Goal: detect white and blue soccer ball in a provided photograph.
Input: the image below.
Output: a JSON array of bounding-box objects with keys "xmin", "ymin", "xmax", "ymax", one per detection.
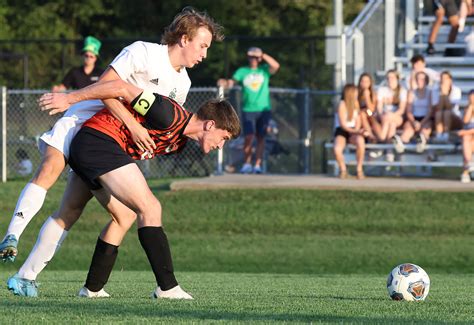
[{"xmin": 386, "ymin": 263, "xmax": 430, "ymax": 301}]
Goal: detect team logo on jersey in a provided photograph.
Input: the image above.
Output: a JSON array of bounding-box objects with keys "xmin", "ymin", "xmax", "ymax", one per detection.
[
  {"xmin": 14, "ymin": 212, "xmax": 24, "ymax": 219},
  {"xmin": 150, "ymin": 78, "xmax": 159, "ymax": 85},
  {"xmin": 169, "ymin": 88, "xmax": 177, "ymax": 100}
]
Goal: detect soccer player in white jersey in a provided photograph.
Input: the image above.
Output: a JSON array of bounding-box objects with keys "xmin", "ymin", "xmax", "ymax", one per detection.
[{"xmin": 3, "ymin": 7, "xmax": 223, "ymax": 298}]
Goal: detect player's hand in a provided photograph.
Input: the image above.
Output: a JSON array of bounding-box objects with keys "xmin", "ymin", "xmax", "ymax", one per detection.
[
  {"xmin": 128, "ymin": 122, "xmax": 156, "ymax": 153},
  {"xmin": 38, "ymin": 93, "xmax": 71, "ymax": 115}
]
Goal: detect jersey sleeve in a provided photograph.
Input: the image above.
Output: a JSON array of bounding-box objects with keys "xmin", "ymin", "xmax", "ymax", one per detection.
[
  {"xmin": 110, "ymin": 41, "xmax": 148, "ymax": 81},
  {"xmin": 131, "ymin": 91, "xmax": 175, "ymax": 130}
]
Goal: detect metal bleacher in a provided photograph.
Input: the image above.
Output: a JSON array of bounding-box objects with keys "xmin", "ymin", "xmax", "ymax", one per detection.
[
  {"xmin": 395, "ymin": 10, "xmax": 474, "ymax": 106},
  {"xmin": 325, "ymin": 1, "xmax": 473, "ymax": 177}
]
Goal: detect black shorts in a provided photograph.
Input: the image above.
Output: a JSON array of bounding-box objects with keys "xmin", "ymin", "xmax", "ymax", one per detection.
[
  {"xmin": 334, "ymin": 127, "xmax": 351, "ymax": 141},
  {"xmin": 433, "ymin": 0, "xmax": 460, "ymax": 18},
  {"xmin": 68, "ymin": 127, "xmax": 135, "ymax": 190}
]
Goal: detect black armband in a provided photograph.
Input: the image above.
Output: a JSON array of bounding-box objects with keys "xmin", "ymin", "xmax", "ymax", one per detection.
[{"xmin": 131, "ymin": 91, "xmax": 175, "ymax": 130}]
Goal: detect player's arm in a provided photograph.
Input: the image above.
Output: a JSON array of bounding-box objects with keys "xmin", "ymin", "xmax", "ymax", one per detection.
[
  {"xmin": 98, "ymin": 68, "xmax": 156, "ymax": 152},
  {"xmin": 39, "ymin": 76, "xmax": 141, "ymax": 114}
]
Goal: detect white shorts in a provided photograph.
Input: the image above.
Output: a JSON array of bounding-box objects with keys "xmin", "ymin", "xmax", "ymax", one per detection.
[{"xmin": 39, "ymin": 100, "xmax": 105, "ymax": 159}]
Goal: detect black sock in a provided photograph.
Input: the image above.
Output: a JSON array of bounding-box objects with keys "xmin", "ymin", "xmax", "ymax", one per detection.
[
  {"xmin": 84, "ymin": 237, "xmax": 119, "ymax": 292},
  {"xmin": 138, "ymin": 226, "xmax": 178, "ymax": 290}
]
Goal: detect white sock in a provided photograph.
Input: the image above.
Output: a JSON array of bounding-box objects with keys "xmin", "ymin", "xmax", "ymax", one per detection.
[
  {"xmin": 5, "ymin": 182, "xmax": 47, "ymax": 240},
  {"xmin": 18, "ymin": 217, "xmax": 68, "ymax": 281}
]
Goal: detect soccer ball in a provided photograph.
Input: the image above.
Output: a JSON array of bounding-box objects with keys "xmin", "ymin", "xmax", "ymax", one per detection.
[{"xmin": 386, "ymin": 263, "xmax": 430, "ymax": 301}]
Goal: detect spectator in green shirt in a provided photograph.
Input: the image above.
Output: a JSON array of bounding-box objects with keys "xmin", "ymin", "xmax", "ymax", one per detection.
[{"xmin": 218, "ymin": 47, "xmax": 280, "ymax": 173}]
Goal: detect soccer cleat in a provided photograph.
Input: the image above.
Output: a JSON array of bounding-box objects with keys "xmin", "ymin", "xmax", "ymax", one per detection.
[
  {"xmin": 392, "ymin": 135, "xmax": 405, "ymax": 154},
  {"xmin": 0, "ymin": 234, "xmax": 18, "ymax": 262},
  {"xmin": 7, "ymin": 274, "xmax": 38, "ymax": 297},
  {"xmin": 78, "ymin": 286, "xmax": 110, "ymax": 298},
  {"xmin": 240, "ymin": 163, "xmax": 253, "ymax": 174},
  {"xmin": 153, "ymin": 285, "xmax": 193, "ymax": 300},
  {"xmin": 253, "ymin": 165, "xmax": 263, "ymax": 174}
]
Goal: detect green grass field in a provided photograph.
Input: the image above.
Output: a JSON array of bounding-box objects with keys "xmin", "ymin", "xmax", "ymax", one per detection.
[{"xmin": 0, "ymin": 179, "xmax": 473, "ymax": 323}]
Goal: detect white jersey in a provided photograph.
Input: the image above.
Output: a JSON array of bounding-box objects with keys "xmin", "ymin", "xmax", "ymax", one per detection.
[
  {"xmin": 40, "ymin": 41, "xmax": 191, "ymax": 158},
  {"xmin": 110, "ymin": 42, "xmax": 191, "ymax": 106}
]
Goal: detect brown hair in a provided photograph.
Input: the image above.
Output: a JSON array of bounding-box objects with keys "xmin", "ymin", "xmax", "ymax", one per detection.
[
  {"xmin": 440, "ymin": 70, "xmax": 453, "ymax": 95},
  {"xmin": 415, "ymin": 71, "xmax": 429, "ymax": 89},
  {"xmin": 342, "ymin": 83, "xmax": 359, "ymax": 121},
  {"xmin": 357, "ymin": 72, "xmax": 375, "ymax": 104},
  {"xmin": 196, "ymin": 99, "xmax": 241, "ymax": 139},
  {"xmin": 162, "ymin": 7, "xmax": 224, "ymax": 45}
]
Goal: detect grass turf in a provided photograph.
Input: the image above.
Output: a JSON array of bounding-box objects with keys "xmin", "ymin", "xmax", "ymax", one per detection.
[
  {"xmin": 0, "ymin": 271, "xmax": 473, "ymax": 323},
  {"xmin": 0, "ymin": 179, "xmax": 473, "ymax": 322}
]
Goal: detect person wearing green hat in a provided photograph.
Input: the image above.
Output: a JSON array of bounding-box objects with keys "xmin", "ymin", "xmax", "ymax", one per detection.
[{"xmin": 52, "ymin": 36, "xmax": 104, "ymax": 92}]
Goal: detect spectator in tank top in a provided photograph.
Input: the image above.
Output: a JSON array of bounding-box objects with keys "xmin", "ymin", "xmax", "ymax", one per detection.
[
  {"xmin": 393, "ymin": 72, "xmax": 434, "ymax": 154},
  {"xmin": 333, "ymin": 84, "xmax": 366, "ymax": 180}
]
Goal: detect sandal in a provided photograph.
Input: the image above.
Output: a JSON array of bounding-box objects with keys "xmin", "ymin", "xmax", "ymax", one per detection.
[
  {"xmin": 339, "ymin": 170, "xmax": 348, "ymax": 179},
  {"xmin": 356, "ymin": 170, "xmax": 365, "ymax": 180}
]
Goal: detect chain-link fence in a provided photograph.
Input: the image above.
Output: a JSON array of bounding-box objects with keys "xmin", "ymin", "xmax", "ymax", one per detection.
[{"xmin": 0, "ymin": 87, "xmax": 337, "ymax": 181}]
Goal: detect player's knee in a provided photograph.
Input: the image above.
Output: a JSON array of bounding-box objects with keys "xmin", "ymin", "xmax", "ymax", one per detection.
[
  {"xmin": 110, "ymin": 210, "xmax": 136, "ymax": 230},
  {"xmin": 33, "ymin": 157, "xmax": 65, "ymax": 186}
]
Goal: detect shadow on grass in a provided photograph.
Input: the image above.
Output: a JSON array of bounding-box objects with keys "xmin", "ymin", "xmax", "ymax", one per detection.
[{"xmin": 0, "ymin": 299, "xmax": 443, "ymax": 323}]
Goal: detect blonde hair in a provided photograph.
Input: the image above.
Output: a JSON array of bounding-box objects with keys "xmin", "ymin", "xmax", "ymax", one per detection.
[
  {"xmin": 386, "ymin": 69, "xmax": 401, "ymax": 105},
  {"xmin": 342, "ymin": 84, "xmax": 359, "ymax": 121}
]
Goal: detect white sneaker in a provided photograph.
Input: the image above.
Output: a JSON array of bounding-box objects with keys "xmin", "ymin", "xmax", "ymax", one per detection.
[
  {"xmin": 78, "ymin": 286, "xmax": 110, "ymax": 298},
  {"xmin": 386, "ymin": 150, "xmax": 395, "ymax": 162},
  {"xmin": 240, "ymin": 163, "xmax": 253, "ymax": 174},
  {"xmin": 392, "ymin": 135, "xmax": 405, "ymax": 154},
  {"xmin": 369, "ymin": 150, "xmax": 383, "ymax": 159},
  {"xmin": 416, "ymin": 134, "xmax": 427, "ymax": 153},
  {"xmin": 459, "ymin": 17, "xmax": 466, "ymax": 32},
  {"xmin": 461, "ymin": 171, "xmax": 471, "ymax": 184},
  {"xmin": 153, "ymin": 285, "xmax": 193, "ymax": 300}
]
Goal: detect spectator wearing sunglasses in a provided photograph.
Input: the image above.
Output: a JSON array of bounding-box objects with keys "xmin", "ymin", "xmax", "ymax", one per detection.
[{"xmin": 52, "ymin": 36, "xmax": 104, "ymax": 92}]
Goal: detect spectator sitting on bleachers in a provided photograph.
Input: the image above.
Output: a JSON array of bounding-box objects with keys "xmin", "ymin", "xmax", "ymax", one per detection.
[
  {"xmin": 458, "ymin": 89, "xmax": 474, "ymax": 183},
  {"xmin": 377, "ymin": 70, "xmax": 407, "ymax": 161},
  {"xmin": 357, "ymin": 73, "xmax": 380, "ymax": 142},
  {"xmin": 393, "ymin": 72, "xmax": 434, "ymax": 154},
  {"xmin": 432, "ymin": 70, "xmax": 463, "ymax": 142},
  {"xmin": 404, "ymin": 54, "xmax": 439, "ymax": 91},
  {"xmin": 333, "ymin": 84, "xmax": 366, "ymax": 180}
]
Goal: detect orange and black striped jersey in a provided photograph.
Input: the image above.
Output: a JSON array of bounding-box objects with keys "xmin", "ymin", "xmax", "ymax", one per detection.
[{"xmin": 83, "ymin": 95, "xmax": 192, "ymax": 160}]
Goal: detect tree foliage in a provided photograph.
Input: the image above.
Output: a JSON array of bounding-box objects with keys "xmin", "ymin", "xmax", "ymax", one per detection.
[{"xmin": 0, "ymin": 0, "xmax": 365, "ymax": 89}]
